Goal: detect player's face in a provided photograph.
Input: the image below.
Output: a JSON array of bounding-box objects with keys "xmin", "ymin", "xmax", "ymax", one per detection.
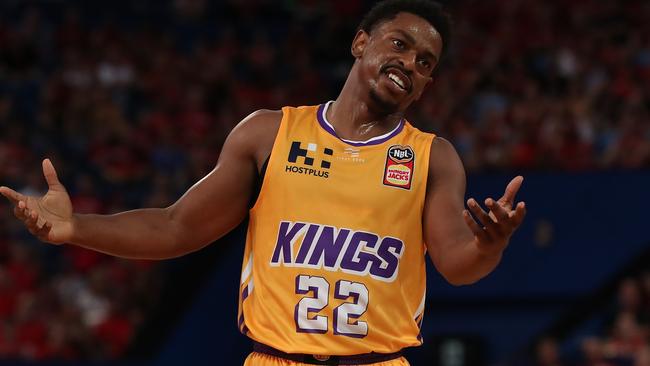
[{"xmin": 352, "ymin": 12, "xmax": 443, "ymax": 114}]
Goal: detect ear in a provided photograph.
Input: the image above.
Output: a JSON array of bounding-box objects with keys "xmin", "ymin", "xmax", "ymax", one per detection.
[{"xmin": 351, "ymin": 30, "xmax": 369, "ymax": 58}]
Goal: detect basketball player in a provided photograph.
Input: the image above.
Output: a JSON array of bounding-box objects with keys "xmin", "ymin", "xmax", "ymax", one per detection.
[{"xmin": 1, "ymin": 1, "xmax": 526, "ymax": 364}]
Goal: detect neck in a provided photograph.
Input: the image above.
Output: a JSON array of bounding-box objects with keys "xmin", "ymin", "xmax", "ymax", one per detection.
[{"xmin": 327, "ymin": 69, "xmax": 404, "ymax": 141}]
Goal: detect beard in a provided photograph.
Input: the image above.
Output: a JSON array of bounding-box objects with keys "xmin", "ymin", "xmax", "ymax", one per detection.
[{"xmin": 368, "ymin": 87, "xmax": 400, "ymax": 116}]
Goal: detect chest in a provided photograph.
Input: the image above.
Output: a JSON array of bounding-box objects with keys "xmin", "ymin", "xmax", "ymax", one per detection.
[{"xmin": 267, "ymin": 138, "xmax": 423, "ymax": 211}]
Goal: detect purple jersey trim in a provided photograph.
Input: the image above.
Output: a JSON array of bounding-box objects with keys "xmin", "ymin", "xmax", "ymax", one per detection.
[
  {"xmin": 239, "ymin": 313, "xmax": 249, "ymax": 335},
  {"xmin": 316, "ymin": 102, "xmax": 404, "ymax": 147}
]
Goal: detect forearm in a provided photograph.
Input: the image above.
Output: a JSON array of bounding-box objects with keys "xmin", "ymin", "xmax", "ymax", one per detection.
[
  {"xmin": 432, "ymin": 238, "xmax": 503, "ymax": 286},
  {"xmin": 70, "ymin": 208, "xmax": 187, "ymax": 259}
]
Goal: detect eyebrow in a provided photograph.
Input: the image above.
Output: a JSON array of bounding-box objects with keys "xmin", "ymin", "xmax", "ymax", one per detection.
[{"xmin": 392, "ymin": 29, "xmax": 438, "ymax": 64}]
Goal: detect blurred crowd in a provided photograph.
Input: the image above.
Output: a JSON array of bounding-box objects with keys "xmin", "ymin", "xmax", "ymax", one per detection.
[
  {"xmin": 533, "ymin": 274, "xmax": 650, "ymax": 366},
  {"xmin": 0, "ymin": 0, "xmax": 648, "ymax": 361},
  {"xmin": 425, "ymin": 0, "xmax": 650, "ymax": 171}
]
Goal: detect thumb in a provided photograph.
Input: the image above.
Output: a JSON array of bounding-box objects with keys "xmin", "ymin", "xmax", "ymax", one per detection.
[
  {"xmin": 500, "ymin": 175, "xmax": 524, "ymax": 206},
  {"xmin": 42, "ymin": 159, "xmax": 64, "ymax": 191}
]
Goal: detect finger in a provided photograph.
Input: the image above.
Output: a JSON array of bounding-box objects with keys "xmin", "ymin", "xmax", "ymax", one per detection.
[
  {"xmin": 485, "ymin": 197, "xmax": 509, "ymax": 224},
  {"xmin": 13, "ymin": 201, "xmax": 29, "ymax": 220},
  {"xmin": 25, "ymin": 209, "xmax": 39, "ymax": 232},
  {"xmin": 42, "ymin": 159, "xmax": 65, "ymax": 191},
  {"xmin": 509, "ymin": 202, "xmax": 527, "ymax": 228},
  {"xmin": 0, "ymin": 186, "xmax": 26, "ymax": 206},
  {"xmin": 500, "ymin": 176, "xmax": 524, "ymax": 207},
  {"xmin": 484, "ymin": 198, "xmax": 510, "ymax": 237},
  {"xmin": 467, "ymin": 198, "xmax": 498, "ymax": 239},
  {"xmin": 14, "ymin": 205, "xmax": 27, "ymax": 220},
  {"xmin": 463, "ymin": 210, "xmax": 490, "ymax": 242},
  {"xmin": 35, "ymin": 222, "xmax": 53, "ymax": 242}
]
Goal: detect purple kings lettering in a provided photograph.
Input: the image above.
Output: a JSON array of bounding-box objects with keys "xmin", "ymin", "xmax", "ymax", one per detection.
[
  {"xmin": 270, "ymin": 221, "xmax": 405, "ymax": 282},
  {"xmin": 340, "ymin": 232, "xmax": 378, "ymax": 274},
  {"xmin": 307, "ymin": 227, "xmax": 351, "ymax": 268},
  {"xmin": 270, "ymin": 222, "xmax": 306, "ymax": 265},
  {"xmin": 295, "ymin": 224, "xmax": 320, "ymax": 264},
  {"xmin": 371, "ymin": 237, "xmax": 404, "ymax": 281}
]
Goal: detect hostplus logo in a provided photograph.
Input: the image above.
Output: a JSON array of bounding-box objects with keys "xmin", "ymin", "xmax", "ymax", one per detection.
[{"xmin": 286, "ymin": 141, "xmax": 332, "ymax": 179}]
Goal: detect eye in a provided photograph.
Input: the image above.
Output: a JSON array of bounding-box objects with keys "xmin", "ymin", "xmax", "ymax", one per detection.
[
  {"xmin": 391, "ymin": 39, "xmax": 405, "ymax": 50},
  {"xmin": 418, "ymin": 59, "xmax": 431, "ymax": 70}
]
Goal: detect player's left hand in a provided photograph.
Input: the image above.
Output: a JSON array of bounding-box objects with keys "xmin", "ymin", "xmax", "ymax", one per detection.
[{"xmin": 462, "ymin": 176, "xmax": 526, "ymax": 256}]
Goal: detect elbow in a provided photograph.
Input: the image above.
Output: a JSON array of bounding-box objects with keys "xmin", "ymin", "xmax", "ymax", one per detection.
[
  {"xmin": 450, "ymin": 278, "xmax": 481, "ymax": 286},
  {"xmin": 437, "ymin": 266, "xmax": 486, "ymax": 286},
  {"xmin": 441, "ymin": 272, "xmax": 480, "ymax": 286},
  {"xmin": 430, "ymin": 247, "xmax": 501, "ymax": 287}
]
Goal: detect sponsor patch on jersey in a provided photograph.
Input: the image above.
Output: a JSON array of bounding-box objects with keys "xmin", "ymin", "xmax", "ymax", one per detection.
[
  {"xmin": 285, "ymin": 141, "xmax": 333, "ymax": 179},
  {"xmin": 383, "ymin": 145, "xmax": 414, "ymax": 190}
]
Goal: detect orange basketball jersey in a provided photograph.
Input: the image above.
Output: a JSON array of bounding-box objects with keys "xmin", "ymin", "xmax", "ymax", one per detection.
[{"xmin": 238, "ymin": 102, "xmax": 436, "ymax": 355}]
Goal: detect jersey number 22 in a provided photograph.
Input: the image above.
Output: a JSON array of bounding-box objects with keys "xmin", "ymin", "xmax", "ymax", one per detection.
[{"xmin": 294, "ymin": 274, "xmax": 368, "ymax": 338}]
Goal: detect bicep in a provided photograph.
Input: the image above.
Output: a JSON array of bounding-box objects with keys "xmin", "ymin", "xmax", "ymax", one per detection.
[
  {"xmin": 423, "ymin": 138, "xmax": 473, "ymax": 268},
  {"xmin": 165, "ymin": 116, "xmax": 262, "ymax": 251}
]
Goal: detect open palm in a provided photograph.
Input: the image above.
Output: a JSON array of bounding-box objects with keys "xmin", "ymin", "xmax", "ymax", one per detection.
[
  {"xmin": 463, "ymin": 176, "xmax": 527, "ymax": 256},
  {"xmin": 0, "ymin": 159, "xmax": 74, "ymax": 244}
]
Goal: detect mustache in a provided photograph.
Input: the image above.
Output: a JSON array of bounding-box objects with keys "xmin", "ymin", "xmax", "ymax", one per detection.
[{"xmin": 379, "ymin": 63, "xmax": 410, "ymax": 75}]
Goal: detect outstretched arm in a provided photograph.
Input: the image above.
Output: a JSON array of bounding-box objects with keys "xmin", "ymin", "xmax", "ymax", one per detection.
[
  {"xmin": 423, "ymin": 138, "xmax": 526, "ymax": 285},
  {"xmin": 0, "ymin": 110, "xmax": 281, "ymax": 259}
]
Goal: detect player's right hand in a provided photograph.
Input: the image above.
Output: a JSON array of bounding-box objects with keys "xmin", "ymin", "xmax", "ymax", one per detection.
[{"xmin": 0, "ymin": 159, "xmax": 74, "ymax": 244}]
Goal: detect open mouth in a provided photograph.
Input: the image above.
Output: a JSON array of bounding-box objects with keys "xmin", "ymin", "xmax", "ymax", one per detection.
[{"xmin": 384, "ymin": 68, "xmax": 411, "ymax": 93}]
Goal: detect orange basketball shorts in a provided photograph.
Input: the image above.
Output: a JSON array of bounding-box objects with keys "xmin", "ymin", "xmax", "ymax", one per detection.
[{"xmin": 244, "ymin": 352, "xmax": 411, "ymax": 366}]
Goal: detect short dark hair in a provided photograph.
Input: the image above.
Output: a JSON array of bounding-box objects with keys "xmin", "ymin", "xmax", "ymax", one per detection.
[{"xmin": 358, "ymin": 0, "xmax": 451, "ymax": 59}]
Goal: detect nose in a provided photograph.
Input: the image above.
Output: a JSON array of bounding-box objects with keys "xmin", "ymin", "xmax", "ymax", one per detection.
[{"xmin": 397, "ymin": 51, "xmax": 417, "ymax": 73}]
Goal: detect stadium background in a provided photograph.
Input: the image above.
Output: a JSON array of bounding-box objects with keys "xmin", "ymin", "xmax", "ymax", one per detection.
[{"xmin": 0, "ymin": 0, "xmax": 649, "ymax": 365}]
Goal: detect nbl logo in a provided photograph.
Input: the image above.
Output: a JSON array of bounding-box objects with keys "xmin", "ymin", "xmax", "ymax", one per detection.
[
  {"xmin": 286, "ymin": 141, "xmax": 332, "ymax": 178},
  {"xmin": 383, "ymin": 145, "xmax": 414, "ymax": 189}
]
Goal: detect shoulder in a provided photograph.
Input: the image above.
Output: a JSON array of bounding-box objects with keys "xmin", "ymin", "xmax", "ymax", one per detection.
[
  {"xmin": 232, "ymin": 109, "xmax": 283, "ymax": 139},
  {"xmin": 227, "ymin": 109, "xmax": 283, "ymax": 169},
  {"xmin": 427, "ymin": 136, "xmax": 466, "ymax": 190},
  {"xmin": 429, "ymin": 136, "xmax": 458, "ymax": 157}
]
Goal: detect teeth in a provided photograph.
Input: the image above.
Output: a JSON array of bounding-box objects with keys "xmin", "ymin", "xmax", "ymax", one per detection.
[{"xmin": 388, "ymin": 73, "xmax": 406, "ymax": 89}]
